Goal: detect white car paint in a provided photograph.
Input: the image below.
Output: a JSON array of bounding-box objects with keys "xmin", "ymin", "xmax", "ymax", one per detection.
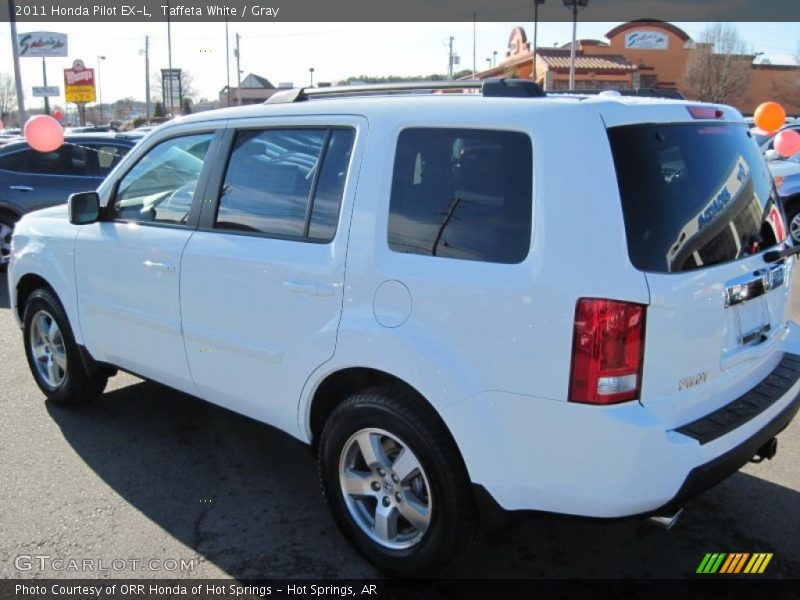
[{"xmin": 8, "ymin": 93, "xmax": 800, "ymax": 519}]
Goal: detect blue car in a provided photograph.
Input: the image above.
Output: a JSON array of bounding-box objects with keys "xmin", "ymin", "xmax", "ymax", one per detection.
[{"xmin": 0, "ymin": 133, "xmax": 137, "ymax": 268}]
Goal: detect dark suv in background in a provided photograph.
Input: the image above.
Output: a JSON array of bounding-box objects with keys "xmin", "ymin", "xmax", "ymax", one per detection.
[{"xmin": 0, "ymin": 133, "xmax": 136, "ymax": 267}]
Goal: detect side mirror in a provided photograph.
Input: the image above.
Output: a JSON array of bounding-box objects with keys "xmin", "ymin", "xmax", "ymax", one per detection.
[
  {"xmin": 68, "ymin": 191, "xmax": 101, "ymax": 225},
  {"xmin": 764, "ymin": 149, "xmax": 781, "ymax": 161}
]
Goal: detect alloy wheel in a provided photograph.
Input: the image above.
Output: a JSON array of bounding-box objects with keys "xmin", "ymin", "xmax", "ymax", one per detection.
[
  {"xmin": 338, "ymin": 427, "xmax": 432, "ymax": 550},
  {"xmin": 29, "ymin": 310, "xmax": 67, "ymax": 389}
]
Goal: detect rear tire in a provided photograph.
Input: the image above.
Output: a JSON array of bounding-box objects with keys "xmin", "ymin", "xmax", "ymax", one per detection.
[
  {"xmin": 22, "ymin": 288, "xmax": 107, "ymax": 405},
  {"xmin": 318, "ymin": 384, "xmax": 479, "ymax": 575}
]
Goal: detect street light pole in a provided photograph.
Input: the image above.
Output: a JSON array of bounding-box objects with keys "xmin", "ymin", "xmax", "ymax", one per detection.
[
  {"xmin": 225, "ymin": 18, "xmax": 231, "ymax": 107},
  {"xmin": 144, "ymin": 37, "xmax": 150, "ymax": 123},
  {"xmin": 97, "ymin": 55, "xmax": 106, "ymax": 124},
  {"xmin": 8, "ymin": 0, "xmax": 27, "ymax": 125},
  {"xmin": 563, "ymin": 0, "xmax": 589, "ymax": 90},
  {"xmin": 532, "ymin": 0, "xmax": 545, "ymax": 83}
]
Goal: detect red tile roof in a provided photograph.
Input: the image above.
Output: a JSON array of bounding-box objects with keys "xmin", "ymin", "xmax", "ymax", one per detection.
[{"xmin": 537, "ymin": 48, "xmax": 637, "ymax": 71}]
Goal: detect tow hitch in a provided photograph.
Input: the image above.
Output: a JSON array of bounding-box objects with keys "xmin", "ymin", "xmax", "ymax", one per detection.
[{"xmin": 751, "ymin": 437, "xmax": 778, "ymax": 463}]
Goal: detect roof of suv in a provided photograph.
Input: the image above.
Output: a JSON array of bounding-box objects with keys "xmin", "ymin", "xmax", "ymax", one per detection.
[
  {"xmin": 172, "ymin": 91, "xmax": 743, "ymax": 131},
  {"xmin": 162, "ymin": 78, "xmax": 742, "ymax": 129}
]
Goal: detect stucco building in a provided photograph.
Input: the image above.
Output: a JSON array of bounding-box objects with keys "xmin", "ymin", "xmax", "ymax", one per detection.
[{"xmin": 474, "ymin": 21, "xmax": 800, "ymax": 115}]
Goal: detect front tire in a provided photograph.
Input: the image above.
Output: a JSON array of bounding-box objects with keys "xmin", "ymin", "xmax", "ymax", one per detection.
[
  {"xmin": 0, "ymin": 212, "xmax": 16, "ymax": 271},
  {"xmin": 318, "ymin": 384, "xmax": 479, "ymax": 575},
  {"xmin": 23, "ymin": 288, "xmax": 107, "ymax": 404}
]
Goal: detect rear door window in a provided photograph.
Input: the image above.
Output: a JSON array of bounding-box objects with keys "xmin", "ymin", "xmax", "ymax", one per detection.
[
  {"xmin": 388, "ymin": 128, "xmax": 533, "ymax": 264},
  {"xmin": 608, "ymin": 123, "xmax": 784, "ymax": 273},
  {"xmin": 21, "ymin": 145, "xmax": 90, "ymax": 176},
  {"xmin": 215, "ymin": 128, "xmax": 354, "ymax": 241}
]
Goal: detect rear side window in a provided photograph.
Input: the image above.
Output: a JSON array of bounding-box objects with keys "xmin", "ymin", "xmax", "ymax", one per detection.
[
  {"xmin": 215, "ymin": 128, "xmax": 354, "ymax": 242},
  {"xmin": 388, "ymin": 128, "xmax": 532, "ymax": 264},
  {"xmin": 0, "ymin": 150, "xmax": 23, "ymax": 171},
  {"xmin": 609, "ymin": 123, "xmax": 784, "ymax": 273},
  {"xmin": 22, "ymin": 146, "xmax": 90, "ymax": 176}
]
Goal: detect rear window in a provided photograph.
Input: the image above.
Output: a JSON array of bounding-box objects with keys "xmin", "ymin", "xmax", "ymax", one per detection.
[
  {"xmin": 608, "ymin": 123, "xmax": 784, "ymax": 273},
  {"xmin": 388, "ymin": 128, "xmax": 532, "ymax": 264}
]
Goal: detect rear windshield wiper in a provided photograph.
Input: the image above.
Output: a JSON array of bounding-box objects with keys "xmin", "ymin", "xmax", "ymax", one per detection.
[{"xmin": 763, "ymin": 244, "xmax": 800, "ymax": 263}]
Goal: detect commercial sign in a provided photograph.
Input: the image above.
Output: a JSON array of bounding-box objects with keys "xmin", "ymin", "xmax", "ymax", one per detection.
[
  {"xmin": 161, "ymin": 68, "xmax": 183, "ymax": 112},
  {"xmin": 625, "ymin": 31, "xmax": 669, "ymax": 50},
  {"xmin": 64, "ymin": 59, "xmax": 96, "ymax": 103},
  {"xmin": 18, "ymin": 32, "xmax": 68, "ymax": 57},
  {"xmin": 32, "ymin": 86, "xmax": 60, "ymax": 97}
]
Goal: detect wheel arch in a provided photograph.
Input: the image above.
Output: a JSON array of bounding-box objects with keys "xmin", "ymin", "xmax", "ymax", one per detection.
[
  {"xmin": 305, "ymin": 367, "xmax": 470, "ymax": 474},
  {"xmin": 15, "ymin": 273, "xmax": 56, "ymax": 323}
]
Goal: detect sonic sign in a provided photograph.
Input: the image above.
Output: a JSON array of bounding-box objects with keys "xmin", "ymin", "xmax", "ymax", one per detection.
[
  {"xmin": 625, "ymin": 31, "xmax": 669, "ymax": 50},
  {"xmin": 64, "ymin": 59, "xmax": 96, "ymax": 104},
  {"xmin": 18, "ymin": 32, "xmax": 68, "ymax": 57}
]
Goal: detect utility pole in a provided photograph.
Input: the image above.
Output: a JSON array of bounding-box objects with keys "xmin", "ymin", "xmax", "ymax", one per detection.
[
  {"xmin": 166, "ymin": 0, "xmax": 174, "ymax": 114},
  {"xmin": 448, "ymin": 36, "xmax": 454, "ymax": 80},
  {"xmin": 472, "ymin": 13, "xmax": 477, "ymax": 78},
  {"xmin": 235, "ymin": 33, "xmax": 242, "ymax": 105},
  {"xmin": 144, "ymin": 36, "xmax": 151, "ymax": 123},
  {"xmin": 532, "ymin": 0, "xmax": 545, "ymax": 82},
  {"xmin": 9, "ymin": 0, "xmax": 27, "ymax": 125},
  {"xmin": 225, "ymin": 18, "xmax": 231, "ymax": 107},
  {"xmin": 41, "ymin": 57, "xmax": 50, "ymax": 115}
]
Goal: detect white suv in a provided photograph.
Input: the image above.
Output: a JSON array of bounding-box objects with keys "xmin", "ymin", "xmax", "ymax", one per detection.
[{"xmin": 8, "ymin": 80, "xmax": 800, "ymax": 574}]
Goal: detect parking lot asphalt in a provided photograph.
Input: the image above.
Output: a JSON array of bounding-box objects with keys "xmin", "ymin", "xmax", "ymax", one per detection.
[{"xmin": 1, "ymin": 272, "xmax": 799, "ymax": 580}]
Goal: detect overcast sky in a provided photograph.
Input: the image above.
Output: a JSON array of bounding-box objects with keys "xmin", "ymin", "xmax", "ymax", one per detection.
[{"xmin": 1, "ymin": 21, "xmax": 798, "ymax": 110}]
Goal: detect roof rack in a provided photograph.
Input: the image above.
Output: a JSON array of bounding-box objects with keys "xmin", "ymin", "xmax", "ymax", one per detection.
[
  {"xmin": 265, "ymin": 78, "xmax": 546, "ymax": 104},
  {"xmin": 555, "ymin": 87, "xmax": 685, "ymax": 100}
]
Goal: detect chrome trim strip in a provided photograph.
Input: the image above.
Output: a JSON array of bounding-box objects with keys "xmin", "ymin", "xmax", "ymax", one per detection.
[{"xmin": 724, "ymin": 262, "xmax": 786, "ymax": 308}]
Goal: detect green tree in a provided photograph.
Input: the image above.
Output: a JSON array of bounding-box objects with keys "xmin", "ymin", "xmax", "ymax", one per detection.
[{"xmin": 153, "ymin": 101, "xmax": 165, "ymax": 118}]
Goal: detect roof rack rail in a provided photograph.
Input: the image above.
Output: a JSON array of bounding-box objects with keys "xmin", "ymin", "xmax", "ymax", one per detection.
[{"xmin": 265, "ymin": 78, "xmax": 546, "ymax": 104}]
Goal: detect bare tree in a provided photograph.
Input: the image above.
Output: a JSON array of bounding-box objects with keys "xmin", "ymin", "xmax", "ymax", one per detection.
[
  {"xmin": 0, "ymin": 72, "xmax": 18, "ymax": 124},
  {"xmin": 771, "ymin": 41, "xmax": 800, "ymax": 108},
  {"xmin": 682, "ymin": 24, "xmax": 753, "ymax": 105}
]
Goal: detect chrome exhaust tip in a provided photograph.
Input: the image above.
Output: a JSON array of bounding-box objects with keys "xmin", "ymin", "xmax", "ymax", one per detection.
[{"xmin": 648, "ymin": 507, "xmax": 683, "ymax": 530}]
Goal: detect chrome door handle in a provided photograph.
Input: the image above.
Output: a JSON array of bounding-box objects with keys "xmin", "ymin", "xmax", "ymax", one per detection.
[
  {"xmin": 282, "ymin": 280, "xmax": 335, "ymax": 297},
  {"xmin": 143, "ymin": 259, "xmax": 175, "ymax": 273},
  {"xmin": 10, "ymin": 186, "xmax": 33, "ymax": 192}
]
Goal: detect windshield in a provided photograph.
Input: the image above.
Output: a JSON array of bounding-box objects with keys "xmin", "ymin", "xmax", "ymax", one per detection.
[{"xmin": 608, "ymin": 123, "xmax": 785, "ymax": 273}]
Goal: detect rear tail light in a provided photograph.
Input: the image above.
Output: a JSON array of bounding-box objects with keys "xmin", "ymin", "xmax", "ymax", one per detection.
[{"xmin": 569, "ymin": 298, "xmax": 646, "ymax": 405}]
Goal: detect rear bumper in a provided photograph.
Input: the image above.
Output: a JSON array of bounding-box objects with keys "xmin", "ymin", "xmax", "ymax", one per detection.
[
  {"xmin": 444, "ymin": 346, "xmax": 800, "ymax": 520},
  {"xmin": 658, "ymin": 386, "xmax": 800, "ymax": 514}
]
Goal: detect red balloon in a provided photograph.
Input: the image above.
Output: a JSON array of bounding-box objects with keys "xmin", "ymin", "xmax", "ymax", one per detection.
[
  {"xmin": 774, "ymin": 129, "xmax": 800, "ymax": 158},
  {"xmin": 24, "ymin": 115, "xmax": 64, "ymax": 153},
  {"xmin": 53, "ymin": 110, "xmax": 63, "ymax": 120}
]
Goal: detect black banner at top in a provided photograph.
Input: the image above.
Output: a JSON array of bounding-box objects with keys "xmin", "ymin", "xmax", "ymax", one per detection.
[{"xmin": 0, "ymin": 0, "xmax": 799, "ymax": 22}]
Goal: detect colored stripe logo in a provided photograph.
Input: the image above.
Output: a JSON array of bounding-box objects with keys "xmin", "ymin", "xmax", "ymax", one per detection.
[{"xmin": 697, "ymin": 553, "xmax": 773, "ymax": 574}]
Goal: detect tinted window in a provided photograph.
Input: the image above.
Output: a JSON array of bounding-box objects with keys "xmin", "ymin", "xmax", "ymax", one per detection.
[
  {"xmin": 216, "ymin": 128, "xmax": 354, "ymax": 241},
  {"xmin": 308, "ymin": 129, "xmax": 355, "ymax": 240},
  {"xmin": 388, "ymin": 128, "xmax": 533, "ymax": 264},
  {"xmin": 92, "ymin": 144, "xmax": 131, "ymax": 177},
  {"xmin": 23, "ymin": 145, "xmax": 90, "ymax": 176},
  {"xmin": 110, "ymin": 133, "xmax": 212, "ymax": 225},
  {"xmin": 608, "ymin": 123, "xmax": 784, "ymax": 273},
  {"xmin": 0, "ymin": 150, "xmax": 23, "ymax": 171}
]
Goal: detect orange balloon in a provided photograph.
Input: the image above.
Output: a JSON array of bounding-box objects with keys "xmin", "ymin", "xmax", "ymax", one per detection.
[
  {"xmin": 753, "ymin": 101, "xmax": 786, "ymax": 133},
  {"xmin": 24, "ymin": 115, "xmax": 64, "ymax": 153}
]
